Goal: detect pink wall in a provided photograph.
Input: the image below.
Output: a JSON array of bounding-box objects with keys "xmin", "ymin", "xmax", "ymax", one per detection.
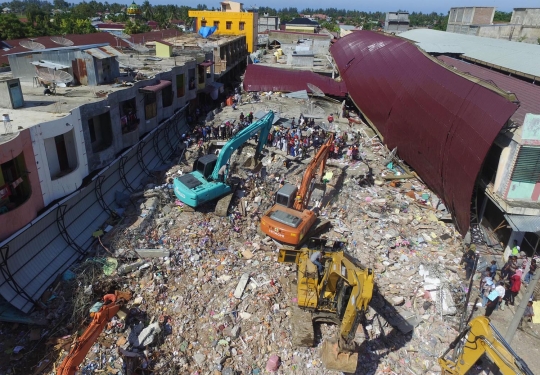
[{"xmin": 0, "ymin": 129, "xmax": 44, "ymax": 241}]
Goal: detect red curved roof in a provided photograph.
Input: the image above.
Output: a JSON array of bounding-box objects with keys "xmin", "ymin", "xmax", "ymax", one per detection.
[
  {"xmin": 243, "ymin": 64, "xmax": 347, "ymax": 97},
  {"xmin": 330, "ymin": 31, "xmax": 519, "ymax": 234}
]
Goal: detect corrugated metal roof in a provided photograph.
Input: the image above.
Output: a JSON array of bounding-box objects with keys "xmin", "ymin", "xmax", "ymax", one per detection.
[
  {"xmin": 85, "ymin": 45, "xmax": 123, "ymax": 59},
  {"xmin": 400, "ymin": 29, "xmax": 540, "ymax": 79},
  {"xmin": 438, "ymin": 56, "xmax": 540, "ymax": 128},
  {"xmin": 330, "ymin": 31, "xmax": 519, "ymax": 235},
  {"xmin": 505, "ymin": 214, "xmax": 540, "ymax": 234},
  {"xmin": 243, "ymin": 64, "xmax": 347, "ymax": 97},
  {"xmin": 0, "ymin": 30, "xmax": 181, "ymax": 66}
]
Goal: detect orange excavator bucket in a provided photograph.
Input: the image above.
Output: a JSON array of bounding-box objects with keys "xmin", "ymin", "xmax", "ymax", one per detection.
[{"xmin": 57, "ymin": 291, "xmax": 131, "ymax": 375}]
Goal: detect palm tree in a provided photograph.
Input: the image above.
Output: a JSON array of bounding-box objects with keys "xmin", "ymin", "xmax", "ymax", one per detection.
[{"xmin": 141, "ymin": 0, "xmax": 153, "ymax": 21}]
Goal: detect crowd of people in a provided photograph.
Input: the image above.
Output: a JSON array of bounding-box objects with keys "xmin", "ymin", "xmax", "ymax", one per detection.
[
  {"xmin": 184, "ymin": 109, "xmax": 368, "ymax": 162},
  {"xmin": 464, "ymin": 241, "xmax": 537, "ymax": 328}
]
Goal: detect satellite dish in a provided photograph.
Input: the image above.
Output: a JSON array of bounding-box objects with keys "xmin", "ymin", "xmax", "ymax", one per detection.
[
  {"xmin": 19, "ymin": 40, "xmax": 45, "ymax": 50},
  {"xmin": 307, "ymin": 83, "xmax": 325, "ymax": 97},
  {"xmin": 50, "ymin": 36, "xmax": 74, "ymax": 46},
  {"xmin": 36, "ymin": 67, "xmax": 73, "ymax": 84}
]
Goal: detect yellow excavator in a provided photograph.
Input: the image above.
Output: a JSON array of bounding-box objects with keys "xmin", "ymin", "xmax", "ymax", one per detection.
[
  {"xmin": 278, "ymin": 238, "xmax": 374, "ymax": 372},
  {"xmin": 439, "ymin": 315, "xmax": 533, "ymax": 375}
]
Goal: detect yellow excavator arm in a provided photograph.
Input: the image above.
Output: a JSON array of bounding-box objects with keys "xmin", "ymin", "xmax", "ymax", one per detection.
[{"xmin": 439, "ymin": 316, "xmax": 533, "ymax": 375}]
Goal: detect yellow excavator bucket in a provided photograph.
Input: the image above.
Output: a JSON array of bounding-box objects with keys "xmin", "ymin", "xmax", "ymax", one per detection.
[{"xmin": 320, "ymin": 340, "xmax": 358, "ymax": 373}]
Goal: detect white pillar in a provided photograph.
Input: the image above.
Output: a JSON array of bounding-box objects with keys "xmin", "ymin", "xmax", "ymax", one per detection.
[{"xmin": 503, "ymin": 230, "xmax": 525, "ymax": 262}]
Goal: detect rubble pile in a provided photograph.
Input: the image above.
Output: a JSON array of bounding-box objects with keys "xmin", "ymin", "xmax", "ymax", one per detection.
[{"xmin": 0, "ymin": 97, "xmax": 477, "ymax": 375}]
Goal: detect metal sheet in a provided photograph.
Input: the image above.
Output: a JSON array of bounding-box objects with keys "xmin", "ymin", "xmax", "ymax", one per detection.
[
  {"xmin": 400, "ymin": 29, "xmax": 540, "ymax": 79},
  {"xmin": 505, "ymin": 214, "xmax": 540, "ymax": 235},
  {"xmin": 330, "ymin": 31, "xmax": 519, "ymax": 235},
  {"xmin": 30, "ymin": 60, "xmax": 70, "ymax": 69},
  {"xmin": 438, "ymin": 56, "xmax": 540, "ymax": 130},
  {"xmin": 243, "ymin": 65, "xmax": 347, "ymax": 97},
  {"xmin": 85, "ymin": 45, "xmax": 123, "ymax": 59},
  {"xmin": 140, "ymin": 80, "xmax": 172, "ymax": 93}
]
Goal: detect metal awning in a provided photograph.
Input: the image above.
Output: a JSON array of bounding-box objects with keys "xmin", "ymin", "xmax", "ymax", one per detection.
[
  {"xmin": 139, "ymin": 80, "xmax": 172, "ymax": 93},
  {"xmin": 505, "ymin": 214, "xmax": 540, "ymax": 235},
  {"xmin": 254, "ymin": 110, "xmax": 281, "ymax": 124},
  {"xmin": 85, "ymin": 45, "xmax": 123, "ymax": 59},
  {"xmin": 30, "ymin": 60, "xmax": 70, "ymax": 69},
  {"xmin": 199, "ymin": 61, "xmax": 213, "ymax": 67}
]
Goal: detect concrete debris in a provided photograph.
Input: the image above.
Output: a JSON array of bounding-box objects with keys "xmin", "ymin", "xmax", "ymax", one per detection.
[
  {"xmin": 134, "ymin": 248, "xmax": 170, "ymax": 258},
  {"xmin": 233, "ymin": 273, "xmax": 250, "ymax": 299}
]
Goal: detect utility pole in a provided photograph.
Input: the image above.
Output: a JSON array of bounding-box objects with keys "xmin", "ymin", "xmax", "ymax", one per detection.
[
  {"xmin": 459, "ymin": 251, "xmax": 479, "ymax": 332},
  {"xmin": 505, "ymin": 268, "xmax": 540, "ymax": 344}
]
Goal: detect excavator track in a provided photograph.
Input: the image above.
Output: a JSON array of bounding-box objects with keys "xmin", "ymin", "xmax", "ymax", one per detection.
[{"xmin": 215, "ymin": 193, "xmax": 233, "ymax": 217}]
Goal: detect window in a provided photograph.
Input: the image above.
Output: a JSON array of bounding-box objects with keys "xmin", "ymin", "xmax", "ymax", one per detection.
[
  {"xmin": 144, "ymin": 92, "xmax": 157, "ymax": 120},
  {"xmin": 226, "ymin": 21, "xmax": 232, "ymax": 30},
  {"xmin": 198, "ymin": 65, "xmax": 205, "ymax": 84},
  {"xmin": 201, "ymin": 20, "xmax": 207, "ymax": 27},
  {"xmin": 239, "ymin": 22, "xmax": 245, "ymax": 31},
  {"xmin": 0, "ymin": 152, "xmax": 32, "ymax": 214},
  {"xmin": 88, "ymin": 112, "xmax": 113, "ymax": 152},
  {"xmin": 176, "ymin": 74, "xmax": 185, "ymax": 97},
  {"xmin": 188, "ymin": 68, "xmax": 196, "ymax": 90},
  {"xmin": 120, "ymin": 98, "xmax": 138, "ymax": 134},
  {"xmin": 45, "ymin": 130, "xmax": 78, "ymax": 179},
  {"xmin": 162, "ymin": 84, "xmax": 173, "ymax": 107},
  {"xmin": 214, "ymin": 21, "xmax": 220, "ymax": 29}
]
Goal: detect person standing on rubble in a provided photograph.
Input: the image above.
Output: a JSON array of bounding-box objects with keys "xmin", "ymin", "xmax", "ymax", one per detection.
[
  {"xmin": 218, "ymin": 163, "xmax": 229, "ymax": 182},
  {"xmin": 495, "ymin": 281, "xmax": 507, "ymax": 310},
  {"xmin": 481, "ymin": 278, "xmax": 494, "ymax": 307},
  {"xmin": 509, "ymin": 269, "xmax": 522, "ymax": 306},
  {"xmin": 485, "ymin": 290, "xmax": 500, "ymax": 317},
  {"xmin": 520, "ymin": 300, "xmax": 535, "ymax": 329},
  {"xmin": 463, "ymin": 249, "xmax": 476, "ymax": 281},
  {"xmin": 512, "ymin": 240, "xmax": 521, "ymax": 257},
  {"xmin": 525, "ymin": 259, "xmax": 537, "ymax": 285}
]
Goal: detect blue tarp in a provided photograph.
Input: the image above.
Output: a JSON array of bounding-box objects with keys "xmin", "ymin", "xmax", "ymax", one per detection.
[{"xmin": 198, "ymin": 26, "xmax": 217, "ymax": 38}]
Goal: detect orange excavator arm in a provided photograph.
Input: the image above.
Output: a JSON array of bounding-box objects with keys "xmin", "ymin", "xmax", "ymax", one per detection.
[
  {"xmin": 292, "ymin": 133, "xmax": 334, "ymax": 211},
  {"xmin": 57, "ymin": 291, "xmax": 131, "ymax": 375}
]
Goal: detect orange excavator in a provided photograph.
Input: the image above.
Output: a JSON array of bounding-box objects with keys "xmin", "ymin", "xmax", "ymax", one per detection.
[
  {"xmin": 260, "ymin": 133, "xmax": 334, "ymax": 245},
  {"xmin": 57, "ymin": 291, "xmax": 131, "ymax": 375}
]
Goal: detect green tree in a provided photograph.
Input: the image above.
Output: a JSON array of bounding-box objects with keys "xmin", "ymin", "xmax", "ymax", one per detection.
[
  {"xmin": 0, "ymin": 13, "xmax": 26, "ymax": 39},
  {"xmin": 124, "ymin": 19, "xmax": 151, "ymax": 34},
  {"xmin": 141, "ymin": 0, "xmax": 152, "ymax": 20},
  {"xmin": 493, "ymin": 11, "xmax": 511, "ymax": 22}
]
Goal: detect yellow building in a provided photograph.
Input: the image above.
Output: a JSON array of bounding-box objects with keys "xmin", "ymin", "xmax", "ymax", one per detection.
[
  {"xmin": 155, "ymin": 40, "xmax": 173, "ymax": 58},
  {"xmin": 189, "ymin": 1, "xmax": 258, "ymax": 53}
]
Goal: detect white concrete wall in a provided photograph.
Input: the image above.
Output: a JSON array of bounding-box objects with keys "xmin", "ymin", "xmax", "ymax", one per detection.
[{"xmin": 30, "ymin": 109, "xmax": 89, "ymax": 206}]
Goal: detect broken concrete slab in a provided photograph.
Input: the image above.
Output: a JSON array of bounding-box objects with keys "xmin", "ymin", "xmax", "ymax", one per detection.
[
  {"xmin": 134, "ymin": 248, "xmax": 170, "ymax": 258},
  {"xmin": 234, "ymin": 273, "xmax": 250, "ymax": 299}
]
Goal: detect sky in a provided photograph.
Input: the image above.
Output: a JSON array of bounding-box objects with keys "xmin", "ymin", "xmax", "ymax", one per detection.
[{"xmin": 162, "ymin": 0, "xmax": 525, "ymax": 14}]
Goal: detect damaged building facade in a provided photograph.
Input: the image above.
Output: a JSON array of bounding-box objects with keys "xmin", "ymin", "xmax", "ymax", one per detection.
[{"xmin": 0, "ymin": 34, "xmax": 227, "ymax": 312}]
